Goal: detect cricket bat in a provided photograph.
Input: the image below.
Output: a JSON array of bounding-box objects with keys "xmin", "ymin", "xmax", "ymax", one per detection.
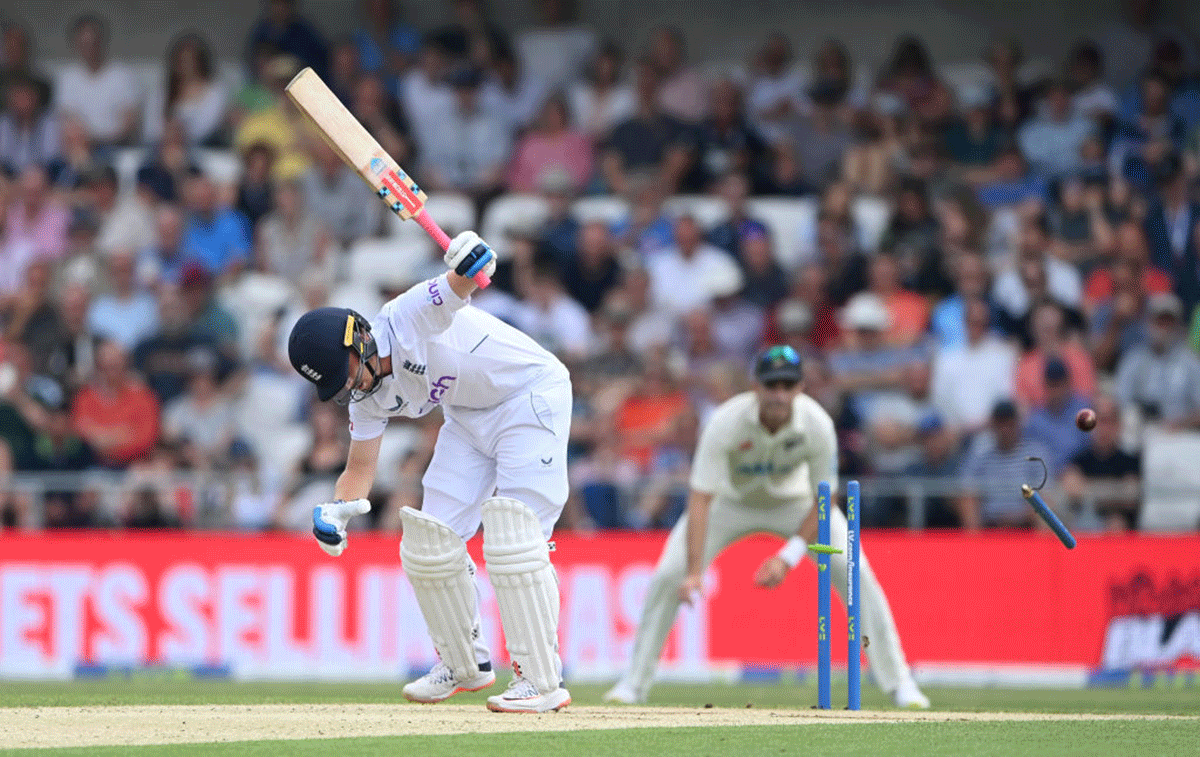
[{"xmin": 285, "ymin": 67, "xmax": 490, "ymax": 287}]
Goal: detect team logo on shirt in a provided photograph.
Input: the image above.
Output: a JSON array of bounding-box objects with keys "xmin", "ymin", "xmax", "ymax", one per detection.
[
  {"xmin": 429, "ymin": 375, "xmax": 456, "ymax": 403},
  {"xmin": 426, "ymin": 279, "xmax": 444, "ymax": 306}
]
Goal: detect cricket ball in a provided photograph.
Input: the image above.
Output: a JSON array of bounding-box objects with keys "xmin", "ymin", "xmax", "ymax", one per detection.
[{"xmin": 1076, "ymin": 408, "xmax": 1097, "ymax": 432}]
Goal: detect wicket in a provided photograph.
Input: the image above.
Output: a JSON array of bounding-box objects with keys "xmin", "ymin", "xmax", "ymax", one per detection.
[{"xmin": 814, "ymin": 480, "xmax": 861, "ymax": 710}]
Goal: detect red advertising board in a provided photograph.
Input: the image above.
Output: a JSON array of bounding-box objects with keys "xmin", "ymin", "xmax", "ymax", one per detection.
[{"xmin": 1, "ymin": 531, "xmax": 1197, "ymax": 682}]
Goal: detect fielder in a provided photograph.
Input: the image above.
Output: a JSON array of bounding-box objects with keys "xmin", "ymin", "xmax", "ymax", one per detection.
[
  {"xmin": 288, "ymin": 231, "xmax": 572, "ymax": 713},
  {"xmin": 604, "ymin": 345, "xmax": 930, "ymax": 708}
]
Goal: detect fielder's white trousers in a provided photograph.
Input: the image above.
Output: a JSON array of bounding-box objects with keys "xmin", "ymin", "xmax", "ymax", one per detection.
[
  {"xmin": 418, "ymin": 374, "xmax": 572, "ymax": 666},
  {"xmin": 620, "ymin": 497, "xmax": 913, "ymax": 696}
]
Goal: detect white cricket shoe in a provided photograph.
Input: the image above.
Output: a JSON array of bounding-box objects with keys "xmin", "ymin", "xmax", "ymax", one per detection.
[
  {"xmin": 892, "ymin": 677, "xmax": 931, "ymax": 709},
  {"xmin": 602, "ymin": 680, "xmax": 645, "ymax": 704},
  {"xmin": 402, "ymin": 661, "xmax": 495, "ymax": 703},
  {"xmin": 486, "ymin": 676, "xmax": 571, "ymax": 713}
]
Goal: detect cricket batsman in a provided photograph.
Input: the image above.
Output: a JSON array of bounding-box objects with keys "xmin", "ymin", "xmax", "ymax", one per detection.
[
  {"xmin": 604, "ymin": 345, "xmax": 930, "ymax": 708},
  {"xmin": 287, "ymin": 231, "xmax": 572, "ymax": 713}
]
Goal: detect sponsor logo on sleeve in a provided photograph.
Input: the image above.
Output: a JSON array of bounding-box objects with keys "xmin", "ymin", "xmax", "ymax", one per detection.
[
  {"xmin": 426, "ymin": 279, "xmax": 444, "ymax": 306},
  {"xmin": 429, "ymin": 375, "xmax": 456, "ymax": 403}
]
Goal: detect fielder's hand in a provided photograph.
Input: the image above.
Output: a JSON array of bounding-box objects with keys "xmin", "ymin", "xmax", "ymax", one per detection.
[
  {"xmin": 445, "ymin": 231, "xmax": 497, "ymax": 282},
  {"xmin": 753, "ymin": 555, "xmax": 790, "ymax": 588},
  {"xmin": 678, "ymin": 574, "xmax": 704, "ymax": 606},
  {"xmin": 312, "ymin": 499, "xmax": 371, "ymax": 557}
]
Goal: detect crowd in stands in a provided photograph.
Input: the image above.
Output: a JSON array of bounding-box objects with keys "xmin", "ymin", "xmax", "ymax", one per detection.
[{"xmin": 2, "ymin": 0, "xmax": 1200, "ymax": 534}]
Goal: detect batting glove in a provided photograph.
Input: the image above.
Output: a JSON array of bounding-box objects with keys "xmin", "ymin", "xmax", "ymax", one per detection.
[
  {"xmin": 312, "ymin": 499, "xmax": 371, "ymax": 557},
  {"xmin": 445, "ymin": 231, "xmax": 497, "ymax": 281}
]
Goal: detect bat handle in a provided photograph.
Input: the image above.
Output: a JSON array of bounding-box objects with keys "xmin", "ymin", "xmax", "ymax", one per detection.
[{"xmin": 413, "ymin": 209, "xmax": 491, "ymax": 288}]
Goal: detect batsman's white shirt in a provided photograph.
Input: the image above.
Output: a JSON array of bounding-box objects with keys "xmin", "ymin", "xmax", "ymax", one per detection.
[
  {"xmin": 349, "ymin": 274, "xmax": 571, "ymax": 542},
  {"xmin": 349, "ymin": 274, "xmax": 568, "ymax": 439},
  {"xmin": 689, "ymin": 391, "xmax": 838, "ymax": 510}
]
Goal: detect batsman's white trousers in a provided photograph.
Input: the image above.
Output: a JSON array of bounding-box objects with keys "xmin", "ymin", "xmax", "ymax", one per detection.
[
  {"xmin": 418, "ymin": 375, "xmax": 571, "ymax": 667},
  {"xmin": 620, "ymin": 497, "xmax": 914, "ymax": 697}
]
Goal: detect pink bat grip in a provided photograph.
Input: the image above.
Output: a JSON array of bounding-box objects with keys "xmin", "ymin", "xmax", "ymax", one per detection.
[{"xmin": 414, "ymin": 209, "xmax": 491, "ymax": 288}]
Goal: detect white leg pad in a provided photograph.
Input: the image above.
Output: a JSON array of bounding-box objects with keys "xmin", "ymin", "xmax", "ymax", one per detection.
[
  {"xmin": 399, "ymin": 506, "xmax": 482, "ymax": 681},
  {"xmin": 481, "ymin": 496, "xmax": 561, "ymax": 694}
]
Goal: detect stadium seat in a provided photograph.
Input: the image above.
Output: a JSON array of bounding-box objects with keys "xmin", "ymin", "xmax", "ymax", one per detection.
[
  {"xmin": 480, "ymin": 193, "xmax": 550, "ymax": 258},
  {"xmin": 746, "ymin": 196, "xmax": 818, "ymax": 269},
  {"xmin": 344, "ymin": 237, "xmax": 426, "ymax": 292},
  {"xmin": 852, "ymin": 195, "xmax": 892, "ymax": 253},
  {"xmin": 113, "ymin": 147, "xmax": 147, "ymax": 196},
  {"xmin": 571, "ymin": 195, "xmax": 630, "ymax": 225},
  {"xmin": 197, "ymin": 149, "xmax": 242, "ymax": 186},
  {"xmin": 664, "ymin": 194, "xmax": 731, "ymax": 228}
]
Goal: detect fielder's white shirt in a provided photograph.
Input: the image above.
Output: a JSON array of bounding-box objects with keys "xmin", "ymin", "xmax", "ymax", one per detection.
[
  {"xmin": 689, "ymin": 391, "xmax": 838, "ymax": 510},
  {"xmin": 349, "ymin": 274, "xmax": 567, "ymax": 440}
]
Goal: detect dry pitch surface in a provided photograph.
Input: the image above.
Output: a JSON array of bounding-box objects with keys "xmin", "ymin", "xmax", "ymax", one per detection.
[{"xmin": 1, "ymin": 705, "xmax": 1196, "ymax": 750}]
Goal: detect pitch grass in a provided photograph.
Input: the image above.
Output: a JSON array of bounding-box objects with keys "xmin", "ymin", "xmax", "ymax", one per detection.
[
  {"xmin": 2, "ymin": 722, "xmax": 1199, "ymax": 757},
  {"xmin": 1, "ymin": 680, "xmax": 1197, "ymax": 756}
]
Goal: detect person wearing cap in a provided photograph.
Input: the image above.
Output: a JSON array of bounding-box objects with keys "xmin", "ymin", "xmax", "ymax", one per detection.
[
  {"xmin": 958, "ymin": 399, "xmax": 1054, "ymax": 530},
  {"xmin": 605, "ymin": 344, "xmax": 929, "ymax": 709},
  {"xmin": 1023, "ymin": 357, "xmax": 1092, "ymax": 475},
  {"xmin": 1115, "ymin": 291, "xmax": 1200, "ymax": 430},
  {"xmin": 288, "ymin": 229, "xmax": 578, "ymax": 713}
]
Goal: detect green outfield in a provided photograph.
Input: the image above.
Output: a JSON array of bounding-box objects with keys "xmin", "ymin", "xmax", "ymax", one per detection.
[{"xmin": 1, "ymin": 679, "xmax": 1197, "ymax": 756}]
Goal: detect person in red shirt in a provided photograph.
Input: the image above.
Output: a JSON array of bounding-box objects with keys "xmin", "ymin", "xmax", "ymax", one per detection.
[
  {"xmin": 1083, "ymin": 221, "xmax": 1172, "ymax": 312},
  {"xmin": 71, "ymin": 339, "xmax": 160, "ymax": 467}
]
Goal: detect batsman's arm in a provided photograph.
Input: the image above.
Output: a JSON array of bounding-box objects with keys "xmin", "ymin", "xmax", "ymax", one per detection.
[{"xmin": 335, "ymin": 435, "xmax": 383, "ymax": 501}]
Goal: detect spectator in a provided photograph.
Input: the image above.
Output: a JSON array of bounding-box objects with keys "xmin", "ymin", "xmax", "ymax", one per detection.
[
  {"xmin": 862, "ymin": 361, "xmax": 936, "ymax": 479},
  {"xmin": 326, "ymin": 38, "xmax": 362, "ymax": 107},
  {"xmin": 47, "ymin": 114, "xmax": 96, "ymax": 191},
  {"xmin": 0, "ymin": 344, "xmax": 48, "ymax": 470},
  {"xmin": 231, "ymin": 42, "xmax": 281, "ymax": 124},
  {"xmin": 399, "ymin": 36, "xmax": 454, "ymax": 157},
  {"xmin": 121, "ymin": 486, "xmax": 181, "ymax": 529},
  {"xmin": 505, "ymin": 93, "xmax": 594, "ymax": 193},
  {"xmin": 137, "ymin": 118, "xmax": 202, "ymax": 204},
  {"xmin": 958, "ymin": 400, "xmax": 1053, "ymax": 530},
  {"xmin": 43, "ymin": 283, "xmax": 95, "ymax": 391},
  {"xmin": 827, "ymin": 292, "xmax": 928, "ymax": 422},
  {"xmin": 144, "ymin": 32, "xmax": 229, "ymax": 147},
  {"xmin": 0, "ymin": 22, "xmax": 51, "ymax": 108},
  {"xmin": 87, "ymin": 248, "xmax": 159, "ymax": 351},
  {"xmin": 786, "ymin": 76, "xmax": 854, "ymax": 190},
  {"xmin": 647, "ymin": 26, "xmax": 706, "ymax": 124},
  {"xmin": 610, "ymin": 173, "xmax": 674, "ymax": 255},
  {"xmin": 234, "ymin": 55, "xmax": 312, "ymax": 181},
  {"xmin": 804, "ymin": 39, "xmax": 866, "ymax": 117},
  {"xmin": 931, "ymin": 297, "xmax": 1017, "ymax": 436},
  {"xmin": 747, "ymin": 33, "xmax": 802, "ymax": 145},
  {"xmin": 568, "ymin": 413, "xmax": 639, "ymax": 529},
  {"xmin": 705, "ymin": 172, "xmax": 767, "ymax": 260},
  {"xmin": 181, "ymin": 173, "xmax": 251, "ymax": 278},
  {"xmin": 3, "ymin": 258, "xmax": 70, "ymax": 379},
  {"xmin": 0, "ymin": 73, "xmax": 59, "ymax": 174},
  {"xmin": 903, "ymin": 414, "xmax": 963, "ymax": 528},
  {"xmin": 1018, "ymin": 79, "xmax": 1096, "ymax": 179},
  {"xmin": 707, "ymin": 267, "xmax": 764, "ymax": 362},
  {"xmin": 139, "ymin": 204, "xmax": 191, "ymax": 287},
  {"xmin": 569, "ymin": 40, "xmax": 635, "ymax": 142},
  {"xmin": 85, "ymin": 165, "xmax": 156, "ymax": 254},
  {"xmin": 354, "ymin": 0, "xmax": 420, "ymax": 85},
  {"xmin": 516, "ymin": 0, "xmax": 597, "ymax": 93},
  {"xmin": 511, "ymin": 254, "xmax": 593, "ymax": 360},
  {"xmin": 178, "ymin": 263, "xmax": 240, "ymax": 359},
  {"xmin": 278, "ymin": 401, "xmax": 348, "ymax": 526},
  {"xmin": 737, "ymin": 225, "xmax": 789, "ymax": 310},
  {"xmin": 942, "ymin": 85, "xmax": 1003, "ymax": 170},
  {"xmin": 601, "ymin": 60, "xmax": 694, "ymax": 196},
  {"xmin": 1088, "ymin": 258, "xmax": 1153, "ymax": 372},
  {"xmin": 419, "ymin": 65, "xmax": 511, "ymax": 204},
  {"xmin": 1014, "ymin": 301, "xmax": 1098, "ymax": 409},
  {"xmin": 580, "ymin": 294, "xmax": 643, "ymax": 382},
  {"xmin": 25, "ymin": 378, "xmax": 94, "ymax": 474},
  {"xmin": 930, "ymin": 253, "xmax": 993, "ymax": 349},
  {"xmin": 1096, "ymin": 0, "xmax": 1199, "ymax": 92},
  {"xmin": 1109, "ymin": 73, "xmax": 1185, "ymax": 191},
  {"xmin": 882, "ymin": 177, "xmax": 948, "ymax": 296},
  {"xmin": 162, "ymin": 347, "xmax": 239, "ymax": 470},
  {"xmin": 257, "ymin": 178, "xmax": 332, "ymax": 281},
  {"xmin": 1024, "ymin": 357, "xmax": 1091, "ymax": 475},
  {"xmin": 814, "ymin": 208, "xmax": 869, "ymax": 308},
  {"xmin": 4, "ymin": 164, "xmax": 68, "ymax": 261},
  {"xmin": 53, "ymin": 15, "xmax": 140, "ymax": 147},
  {"xmin": 133, "ymin": 285, "xmax": 226, "ymax": 404},
  {"xmin": 1061, "ymin": 395, "xmax": 1141, "ymax": 531},
  {"xmin": 1143, "ymin": 153, "xmax": 1199, "ymax": 316},
  {"xmin": 301, "ymin": 136, "xmax": 382, "ymax": 245},
  {"xmin": 480, "ymin": 39, "xmax": 548, "ymax": 133},
  {"xmin": 1049, "ymin": 177, "xmax": 1107, "ymax": 268},
  {"xmin": 613, "ymin": 352, "xmax": 689, "ymax": 472},
  {"xmin": 993, "ymin": 215, "xmax": 1085, "ymax": 344},
  {"xmin": 981, "ymin": 39, "xmax": 1034, "ymax": 132},
  {"xmin": 868, "ymin": 253, "xmax": 930, "ymax": 348},
  {"xmin": 561, "ymin": 220, "xmax": 622, "ymax": 313},
  {"xmin": 246, "ymin": 0, "xmax": 329, "ymax": 78},
  {"xmin": 645, "ymin": 215, "xmax": 742, "ymax": 315},
  {"xmin": 235, "ymin": 142, "xmax": 276, "ymax": 230},
  {"xmin": 686, "ymin": 79, "xmax": 770, "ymax": 192},
  {"xmin": 1082, "ymin": 220, "xmax": 1171, "ymax": 311},
  {"xmin": 349, "ymin": 74, "xmax": 412, "ymax": 167},
  {"xmin": 619, "ymin": 267, "xmax": 675, "ymax": 356},
  {"xmin": 1115, "ymin": 292, "xmax": 1200, "ymax": 430},
  {"xmin": 1068, "ymin": 41, "xmax": 1118, "ymax": 124},
  {"xmin": 531, "ymin": 168, "xmax": 580, "ymax": 262},
  {"xmin": 874, "ymin": 36, "xmax": 952, "ymax": 126},
  {"xmin": 71, "ymin": 339, "xmax": 160, "ymax": 468},
  {"xmin": 975, "ymin": 144, "xmax": 1050, "ymax": 211}
]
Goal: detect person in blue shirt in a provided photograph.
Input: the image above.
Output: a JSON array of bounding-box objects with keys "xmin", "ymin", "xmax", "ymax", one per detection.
[{"xmin": 181, "ymin": 173, "xmax": 251, "ymax": 277}]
